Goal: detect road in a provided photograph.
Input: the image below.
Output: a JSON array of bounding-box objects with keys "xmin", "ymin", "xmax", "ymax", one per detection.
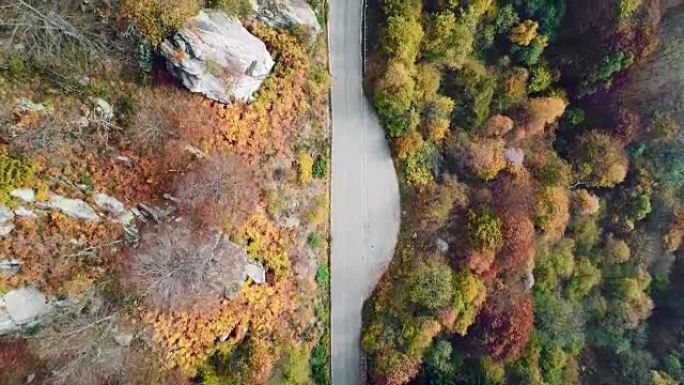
[{"xmin": 329, "ymin": 0, "xmax": 401, "ymax": 383}]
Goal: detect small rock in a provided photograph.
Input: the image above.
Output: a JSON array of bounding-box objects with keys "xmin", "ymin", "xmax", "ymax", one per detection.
[
  {"xmin": 27, "ymin": 373, "xmax": 35, "ymax": 384},
  {"xmin": 46, "ymin": 194, "xmax": 100, "ymax": 221},
  {"xmin": 14, "ymin": 98, "xmax": 46, "ymax": 114},
  {"xmin": 503, "ymin": 147, "xmax": 525, "ymax": 166},
  {"xmin": 92, "ymin": 98, "xmax": 113, "ymax": 121},
  {"xmin": 0, "ymin": 205, "xmax": 15, "ymax": 222},
  {"xmin": 184, "ymin": 144, "xmax": 206, "ymax": 159},
  {"xmin": 10, "ymin": 188, "xmax": 35, "ymax": 203},
  {"xmin": 0, "ymin": 223, "xmax": 15, "ymax": 237},
  {"xmin": 246, "ymin": 262, "xmax": 266, "ymax": 284},
  {"xmin": 522, "ymin": 270, "xmax": 535, "ymax": 290},
  {"xmin": 282, "ymin": 215, "xmax": 300, "ymax": 229},
  {"xmin": 435, "ymin": 238, "xmax": 449, "ymax": 253},
  {"xmin": 113, "ymin": 332, "xmax": 134, "ymax": 346},
  {"xmin": 93, "ymin": 193, "xmax": 125, "ymax": 217},
  {"xmin": 0, "ymin": 259, "xmax": 21, "ymax": 277},
  {"xmin": 76, "ymin": 116, "xmax": 90, "ymax": 128},
  {"xmin": 14, "ymin": 207, "xmax": 36, "ymax": 218}
]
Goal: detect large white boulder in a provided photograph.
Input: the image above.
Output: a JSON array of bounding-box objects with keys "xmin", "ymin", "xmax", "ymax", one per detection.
[
  {"xmin": 251, "ymin": 0, "xmax": 321, "ymax": 36},
  {"xmin": 160, "ymin": 10, "xmax": 275, "ymax": 104}
]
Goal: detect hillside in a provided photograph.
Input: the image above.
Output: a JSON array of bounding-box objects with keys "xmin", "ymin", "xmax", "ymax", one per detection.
[{"xmin": 0, "ymin": 1, "xmax": 331, "ymax": 384}]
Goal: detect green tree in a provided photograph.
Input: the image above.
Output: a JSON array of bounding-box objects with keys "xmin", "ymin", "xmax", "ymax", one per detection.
[
  {"xmin": 282, "ymin": 347, "xmax": 314, "ymax": 385},
  {"xmin": 528, "ymin": 65, "xmax": 553, "ymax": 93},
  {"xmin": 374, "ymin": 60, "xmax": 417, "ymax": 136},
  {"xmin": 495, "ymin": 4, "xmax": 520, "ymax": 33},
  {"xmin": 648, "ymin": 140, "xmax": 684, "ymax": 187},
  {"xmin": 383, "ymin": 16, "xmax": 424, "ymax": 63},
  {"xmin": 575, "ymin": 131, "xmax": 628, "ymax": 187},
  {"xmin": 450, "ymin": 269, "xmax": 487, "ymax": 334},
  {"xmin": 465, "ymin": 208, "xmax": 503, "ymax": 252},
  {"xmin": 408, "ymin": 260, "xmax": 455, "ymax": 310}
]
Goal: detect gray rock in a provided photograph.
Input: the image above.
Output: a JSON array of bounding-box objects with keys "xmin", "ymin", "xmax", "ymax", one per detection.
[
  {"xmin": 93, "ymin": 193, "xmax": 126, "ymax": 217},
  {"xmin": 160, "ymin": 10, "xmax": 275, "ymax": 104},
  {"xmin": 251, "ymin": 0, "xmax": 321, "ymax": 36},
  {"xmin": 523, "ymin": 270, "xmax": 535, "ymax": 290},
  {"xmin": 3, "ymin": 287, "xmax": 52, "ymax": 327},
  {"xmin": 0, "ymin": 259, "xmax": 21, "ymax": 277},
  {"xmin": 46, "ymin": 194, "xmax": 100, "ymax": 221},
  {"xmin": 0, "ymin": 307, "xmax": 15, "ymax": 334},
  {"xmin": 14, "ymin": 98, "xmax": 46, "ymax": 114},
  {"xmin": 113, "ymin": 332, "xmax": 134, "ymax": 346},
  {"xmin": 10, "ymin": 188, "xmax": 35, "ymax": 203},
  {"xmin": 14, "ymin": 207, "xmax": 36, "ymax": 218},
  {"xmin": 0, "ymin": 223, "xmax": 14, "ymax": 237},
  {"xmin": 92, "ymin": 98, "xmax": 114, "ymax": 121},
  {"xmin": 435, "ymin": 238, "xmax": 449, "ymax": 253},
  {"xmin": 246, "ymin": 261, "xmax": 266, "ymax": 284},
  {"xmin": 0, "ymin": 205, "xmax": 15, "ymax": 222},
  {"xmin": 503, "ymin": 147, "xmax": 525, "ymax": 166},
  {"xmin": 282, "ymin": 215, "xmax": 300, "ymax": 229}
]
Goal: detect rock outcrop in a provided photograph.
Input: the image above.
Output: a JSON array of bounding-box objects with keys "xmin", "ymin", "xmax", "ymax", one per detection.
[
  {"xmin": 44, "ymin": 194, "xmax": 100, "ymax": 221},
  {"xmin": 160, "ymin": 10, "xmax": 275, "ymax": 104},
  {"xmin": 251, "ymin": 0, "xmax": 321, "ymax": 36}
]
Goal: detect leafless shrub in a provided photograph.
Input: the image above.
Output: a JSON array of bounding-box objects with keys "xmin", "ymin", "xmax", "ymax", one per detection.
[
  {"xmin": 34, "ymin": 294, "xmax": 128, "ymax": 385},
  {"xmin": 123, "ymin": 224, "xmax": 250, "ymax": 312},
  {"xmin": 0, "ymin": 0, "xmax": 107, "ymax": 65},
  {"xmin": 174, "ymin": 154, "xmax": 258, "ymax": 231}
]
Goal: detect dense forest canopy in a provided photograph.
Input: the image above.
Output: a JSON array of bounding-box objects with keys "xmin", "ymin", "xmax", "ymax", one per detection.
[{"xmin": 362, "ymin": 0, "xmax": 684, "ymax": 384}]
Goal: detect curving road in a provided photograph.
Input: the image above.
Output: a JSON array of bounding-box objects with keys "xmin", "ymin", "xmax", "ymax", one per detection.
[{"xmin": 329, "ymin": 0, "xmax": 401, "ymax": 383}]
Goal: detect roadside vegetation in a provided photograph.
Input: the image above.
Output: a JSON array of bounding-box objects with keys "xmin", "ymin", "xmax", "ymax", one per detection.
[
  {"xmin": 0, "ymin": 0, "xmax": 331, "ymax": 384},
  {"xmin": 363, "ymin": 0, "xmax": 683, "ymax": 384}
]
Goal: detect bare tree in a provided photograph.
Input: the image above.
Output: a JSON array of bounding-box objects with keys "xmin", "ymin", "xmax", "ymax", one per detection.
[
  {"xmin": 0, "ymin": 0, "xmax": 107, "ymax": 64},
  {"xmin": 123, "ymin": 224, "xmax": 250, "ymax": 312},
  {"xmin": 174, "ymin": 154, "xmax": 258, "ymax": 231},
  {"xmin": 34, "ymin": 293, "xmax": 128, "ymax": 385}
]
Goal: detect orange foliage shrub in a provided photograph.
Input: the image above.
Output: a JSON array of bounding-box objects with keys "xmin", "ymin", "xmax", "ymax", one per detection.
[
  {"xmin": 535, "ymin": 186, "xmax": 571, "ymax": 241},
  {"xmin": 237, "ymin": 213, "xmax": 292, "ymax": 279},
  {"xmin": 395, "ymin": 131, "xmax": 424, "ymax": 160},
  {"xmin": 481, "ymin": 114, "xmax": 514, "ymax": 137},
  {"xmin": 514, "ymin": 97, "xmax": 566, "ymax": 141},
  {"xmin": 0, "ymin": 214, "xmax": 123, "ymax": 296},
  {"xmin": 88, "ymin": 153, "xmax": 182, "ymax": 205},
  {"xmin": 214, "ymin": 25, "xmax": 311, "ymax": 160},
  {"xmin": 465, "ymin": 248, "xmax": 496, "ymax": 276},
  {"xmin": 143, "ymin": 279, "xmax": 298, "ymax": 375}
]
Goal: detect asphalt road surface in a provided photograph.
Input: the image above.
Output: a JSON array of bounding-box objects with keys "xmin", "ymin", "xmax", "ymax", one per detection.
[{"xmin": 329, "ymin": 0, "xmax": 401, "ymax": 383}]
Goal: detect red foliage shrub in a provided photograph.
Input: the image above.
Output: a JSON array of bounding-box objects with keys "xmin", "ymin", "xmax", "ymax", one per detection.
[
  {"xmin": 492, "ymin": 176, "xmax": 536, "ymax": 274},
  {"xmin": 0, "ymin": 338, "xmax": 44, "ymax": 385},
  {"xmin": 498, "ymin": 212, "xmax": 535, "ymax": 275},
  {"xmin": 465, "ymin": 247, "xmax": 496, "ymax": 275},
  {"xmin": 467, "ymin": 289, "xmax": 534, "ymax": 362}
]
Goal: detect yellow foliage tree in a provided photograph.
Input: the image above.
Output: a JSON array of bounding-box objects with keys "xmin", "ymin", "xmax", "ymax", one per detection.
[{"xmin": 509, "ymin": 19, "xmax": 539, "ymax": 46}]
